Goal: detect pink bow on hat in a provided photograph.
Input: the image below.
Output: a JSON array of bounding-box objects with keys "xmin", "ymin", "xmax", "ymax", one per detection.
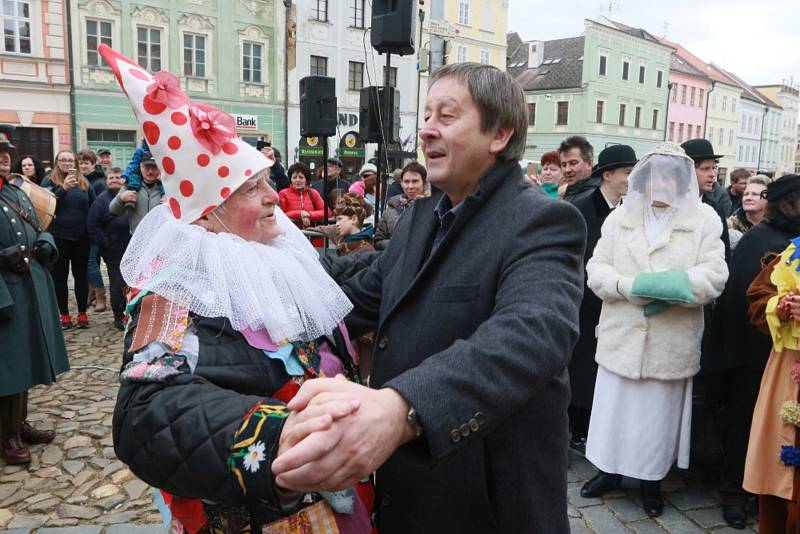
[{"xmin": 97, "ymin": 44, "xmax": 273, "ymax": 223}]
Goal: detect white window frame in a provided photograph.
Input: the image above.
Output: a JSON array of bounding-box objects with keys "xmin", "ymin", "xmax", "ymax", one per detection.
[
  {"xmin": 621, "ymin": 58, "xmax": 630, "ymax": 81},
  {"xmin": 555, "ymin": 101, "xmax": 569, "ymax": 126},
  {"xmin": 456, "ymin": 44, "xmax": 467, "ymax": 63},
  {"xmin": 347, "ymin": 60, "xmax": 364, "ymax": 91},
  {"xmin": 728, "ymin": 128, "xmax": 734, "ymax": 146},
  {"xmin": 595, "ymin": 99, "xmax": 605, "ymax": 123},
  {"xmin": 708, "ymin": 126, "xmax": 714, "ymax": 142},
  {"xmin": 182, "ymin": 31, "xmax": 208, "ymax": 78},
  {"xmin": 309, "ymin": 55, "xmax": 327, "ymax": 77},
  {"xmin": 1, "ymin": 0, "xmax": 33, "ymax": 54},
  {"xmin": 618, "ymin": 103, "xmax": 626, "ymax": 126},
  {"xmin": 458, "ymin": 0, "xmax": 471, "ymax": 25},
  {"xmin": 86, "ymin": 18, "xmax": 113, "ymax": 67},
  {"xmin": 651, "ymin": 108, "xmax": 659, "ymax": 130},
  {"xmin": 312, "ymin": 0, "xmax": 328, "ymax": 22},
  {"xmin": 598, "ymin": 52, "xmax": 608, "ymax": 77},
  {"xmin": 638, "ymin": 63, "xmax": 646, "ymax": 85},
  {"xmin": 135, "ymin": 25, "xmax": 163, "ymax": 72},
  {"xmin": 634, "ymin": 105, "xmax": 642, "ymax": 128},
  {"xmin": 719, "ymin": 127, "xmax": 724, "ymax": 147},
  {"xmin": 656, "ymin": 69, "xmax": 664, "ymax": 89},
  {"xmin": 479, "ymin": 49, "xmax": 490, "ymax": 64},
  {"xmin": 242, "ymin": 41, "xmax": 263, "ymax": 84},
  {"xmin": 349, "ymin": 0, "xmax": 365, "ymax": 28}
]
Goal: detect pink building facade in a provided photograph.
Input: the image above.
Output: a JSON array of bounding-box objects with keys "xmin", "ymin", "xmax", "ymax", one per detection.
[{"xmin": 660, "ymin": 43, "xmax": 712, "ymax": 145}]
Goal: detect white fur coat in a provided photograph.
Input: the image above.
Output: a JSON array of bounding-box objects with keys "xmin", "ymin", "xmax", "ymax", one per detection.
[{"xmin": 586, "ymin": 202, "xmax": 728, "ymax": 380}]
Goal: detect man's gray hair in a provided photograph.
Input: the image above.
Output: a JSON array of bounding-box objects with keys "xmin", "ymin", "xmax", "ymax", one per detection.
[{"xmin": 428, "ymin": 63, "xmax": 527, "ymax": 162}]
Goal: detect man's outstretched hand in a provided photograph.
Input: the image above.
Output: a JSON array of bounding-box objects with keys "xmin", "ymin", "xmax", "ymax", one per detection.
[{"xmin": 272, "ymin": 375, "xmax": 416, "ymax": 492}]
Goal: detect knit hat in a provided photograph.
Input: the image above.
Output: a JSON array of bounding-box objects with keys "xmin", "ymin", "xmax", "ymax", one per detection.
[
  {"xmin": 359, "ymin": 163, "xmax": 378, "ymax": 176},
  {"xmin": 97, "ymin": 44, "xmax": 272, "ymax": 223}
]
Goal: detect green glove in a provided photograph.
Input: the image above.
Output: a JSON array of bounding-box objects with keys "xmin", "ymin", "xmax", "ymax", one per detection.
[
  {"xmin": 631, "ymin": 270, "xmax": 694, "ymax": 304},
  {"xmin": 643, "ymin": 300, "xmax": 672, "ymax": 316}
]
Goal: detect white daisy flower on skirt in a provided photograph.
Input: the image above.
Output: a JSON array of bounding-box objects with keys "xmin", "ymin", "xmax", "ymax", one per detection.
[{"xmin": 243, "ymin": 441, "xmax": 266, "ymax": 473}]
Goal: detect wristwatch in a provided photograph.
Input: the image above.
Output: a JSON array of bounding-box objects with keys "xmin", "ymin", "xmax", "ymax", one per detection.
[{"xmin": 406, "ymin": 406, "xmax": 424, "ymax": 438}]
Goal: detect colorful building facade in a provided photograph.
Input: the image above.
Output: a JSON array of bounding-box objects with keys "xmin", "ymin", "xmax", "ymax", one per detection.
[
  {"xmin": 1, "ymin": 0, "xmax": 72, "ymax": 168},
  {"xmin": 756, "ymin": 83, "xmax": 800, "ymax": 177},
  {"xmin": 68, "ymin": 0, "xmax": 286, "ymax": 167}
]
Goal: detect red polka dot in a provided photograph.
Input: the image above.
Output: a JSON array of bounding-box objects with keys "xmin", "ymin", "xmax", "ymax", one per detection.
[
  {"xmin": 217, "ymin": 166, "xmax": 229, "ymax": 178},
  {"xmin": 220, "ymin": 187, "xmax": 231, "ymax": 199},
  {"xmin": 129, "ymin": 68, "xmax": 148, "ymax": 81},
  {"xmin": 162, "ymin": 156, "xmax": 175, "ymax": 175},
  {"xmin": 169, "ymin": 198, "xmax": 181, "ymax": 219},
  {"xmin": 171, "ymin": 112, "xmax": 187, "ymax": 126},
  {"xmin": 179, "ymin": 180, "xmax": 194, "ymax": 197},
  {"xmin": 143, "ymin": 121, "xmax": 160, "ymax": 145},
  {"xmin": 244, "ymin": 168, "xmax": 253, "ymax": 177},
  {"xmin": 168, "ymin": 136, "xmax": 181, "ymax": 150},
  {"xmin": 201, "ymin": 205, "xmax": 217, "ymax": 218},
  {"xmin": 222, "ymin": 142, "xmax": 238, "ymax": 155},
  {"xmin": 197, "ymin": 154, "xmax": 210, "ymax": 167},
  {"xmin": 143, "ymin": 95, "xmax": 166, "ymax": 115}
]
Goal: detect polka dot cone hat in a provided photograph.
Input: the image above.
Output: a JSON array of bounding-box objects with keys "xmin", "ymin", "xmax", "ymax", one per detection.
[{"xmin": 98, "ymin": 44, "xmax": 272, "ymax": 223}]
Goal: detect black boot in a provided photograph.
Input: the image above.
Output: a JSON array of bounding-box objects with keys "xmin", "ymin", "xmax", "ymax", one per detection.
[
  {"xmin": 722, "ymin": 504, "xmax": 747, "ymax": 529},
  {"xmin": 640, "ymin": 480, "xmax": 664, "ymax": 518},
  {"xmin": 580, "ymin": 471, "xmax": 622, "ymax": 498}
]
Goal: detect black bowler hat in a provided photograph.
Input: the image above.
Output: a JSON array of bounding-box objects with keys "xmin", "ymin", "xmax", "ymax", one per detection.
[
  {"xmin": 681, "ymin": 138, "xmax": 723, "ymax": 162},
  {"xmin": 591, "ymin": 144, "xmax": 638, "ymax": 178},
  {"xmin": 0, "ymin": 124, "xmax": 16, "ymax": 150},
  {"xmin": 765, "ymin": 174, "xmax": 800, "ymax": 202}
]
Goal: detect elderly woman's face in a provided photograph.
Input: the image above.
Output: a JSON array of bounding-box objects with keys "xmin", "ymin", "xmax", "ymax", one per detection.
[{"xmin": 216, "ymin": 174, "xmax": 281, "ymax": 243}]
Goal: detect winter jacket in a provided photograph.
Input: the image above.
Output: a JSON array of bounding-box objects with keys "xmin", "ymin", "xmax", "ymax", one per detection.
[
  {"xmin": 109, "ymin": 181, "xmax": 163, "ymax": 234},
  {"xmin": 41, "ymin": 178, "xmax": 97, "ymax": 241},
  {"xmin": 87, "ymin": 189, "xmax": 131, "ymax": 263},
  {"xmin": 86, "ymin": 165, "xmax": 107, "ymax": 196},
  {"xmin": 374, "ymin": 194, "xmax": 411, "ymax": 250},
  {"xmin": 278, "ymin": 187, "xmax": 326, "ymax": 223},
  {"xmin": 587, "ymin": 203, "xmax": 728, "ymax": 380}
]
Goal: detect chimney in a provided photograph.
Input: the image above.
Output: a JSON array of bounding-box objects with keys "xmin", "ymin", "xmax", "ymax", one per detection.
[{"xmin": 528, "ymin": 40, "xmax": 544, "ymax": 69}]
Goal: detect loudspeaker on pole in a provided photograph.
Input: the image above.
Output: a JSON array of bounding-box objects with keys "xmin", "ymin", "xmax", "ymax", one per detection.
[
  {"xmin": 371, "ymin": 0, "xmax": 416, "ymax": 56},
  {"xmin": 299, "ymin": 76, "xmax": 337, "ymax": 137},
  {"xmin": 359, "ymin": 86, "xmax": 400, "ymax": 143}
]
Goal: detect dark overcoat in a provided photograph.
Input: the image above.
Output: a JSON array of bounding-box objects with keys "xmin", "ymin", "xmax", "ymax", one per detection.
[
  {"xmin": 0, "ymin": 181, "xmax": 69, "ymax": 395},
  {"xmin": 342, "ymin": 160, "xmax": 586, "ymax": 534},
  {"xmin": 569, "ymin": 187, "xmax": 611, "ymax": 408}
]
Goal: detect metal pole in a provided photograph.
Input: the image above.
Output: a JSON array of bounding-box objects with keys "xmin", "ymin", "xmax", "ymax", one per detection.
[
  {"xmin": 663, "ymin": 82, "xmax": 675, "ymax": 141},
  {"xmin": 65, "ymin": 0, "xmax": 77, "ymax": 152},
  {"xmin": 413, "ymin": 7, "xmax": 426, "ymax": 157},
  {"xmin": 375, "ymin": 53, "xmax": 392, "ymax": 221},
  {"xmin": 322, "ymin": 137, "xmax": 330, "ymax": 249},
  {"xmin": 283, "ymin": 0, "xmax": 292, "ymax": 160},
  {"xmin": 757, "ymin": 106, "xmax": 768, "ymax": 173}
]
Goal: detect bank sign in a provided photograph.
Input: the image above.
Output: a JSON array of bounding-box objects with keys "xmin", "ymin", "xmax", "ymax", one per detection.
[{"xmin": 233, "ymin": 114, "xmax": 258, "ymax": 130}]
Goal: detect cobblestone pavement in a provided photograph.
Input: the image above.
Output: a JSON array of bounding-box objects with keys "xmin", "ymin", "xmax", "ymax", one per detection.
[{"xmin": 0, "ymin": 306, "xmax": 762, "ymax": 533}]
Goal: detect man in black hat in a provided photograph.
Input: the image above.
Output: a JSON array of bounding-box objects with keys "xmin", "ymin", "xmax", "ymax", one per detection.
[
  {"xmin": 311, "ymin": 156, "xmax": 351, "ymax": 207},
  {"xmin": 681, "ymin": 138, "xmax": 731, "ymax": 261},
  {"xmin": 0, "ymin": 124, "xmax": 69, "ymax": 465},
  {"xmin": 710, "ymin": 173, "xmax": 800, "ymax": 528},
  {"xmin": 569, "ymin": 144, "xmax": 637, "ymax": 453}
]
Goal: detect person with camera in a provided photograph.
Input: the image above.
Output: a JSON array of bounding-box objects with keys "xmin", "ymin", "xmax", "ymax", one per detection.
[{"xmin": 0, "ymin": 124, "xmax": 69, "ymax": 465}]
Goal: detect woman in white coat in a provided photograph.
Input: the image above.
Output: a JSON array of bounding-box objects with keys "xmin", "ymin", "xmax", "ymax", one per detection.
[{"xmin": 580, "ymin": 143, "xmax": 728, "ymax": 517}]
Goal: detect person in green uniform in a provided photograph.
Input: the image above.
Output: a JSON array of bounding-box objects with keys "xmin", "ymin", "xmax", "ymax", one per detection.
[{"xmin": 0, "ymin": 124, "xmax": 69, "ymax": 465}]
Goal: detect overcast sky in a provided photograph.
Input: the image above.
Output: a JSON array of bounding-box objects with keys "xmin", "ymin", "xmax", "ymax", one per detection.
[{"xmin": 507, "ymin": 0, "xmax": 800, "ymax": 87}]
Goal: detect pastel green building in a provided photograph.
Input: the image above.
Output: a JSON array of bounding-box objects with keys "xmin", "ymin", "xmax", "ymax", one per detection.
[
  {"xmin": 508, "ymin": 17, "xmax": 671, "ymax": 163},
  {"xmin": 69, "ymin": 0, "xmax": 286, "ymax": 165}
]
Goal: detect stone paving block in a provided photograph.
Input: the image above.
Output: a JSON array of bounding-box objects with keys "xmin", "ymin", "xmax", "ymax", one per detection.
[
  {"xmin": 654, "ymin": 503, "xmax": 705, "ymax": 533},
  {"xmin": 685, "ymin": 506, "xmax": 727, "ymax": 529},
  {"xmin": 628, "ymin": 519, "xmax": 667, "ymax": 533},
  {"xmin": 581, "ymin": 504, "xmax": 630, "ymax": 533},
  {"xmin": 666, "ymin": 489, "xmax": 719, "ymax": 511},
  {"xmin": 568, "ymin": 516, "xmax": 592, "ymax": 534},
  {"xmin": 37, "ymin": 527, "xmax": 102, "ymax": 534},
  {"xmin": 606, "ymin": 496, "xmax": 649, "ymax": 522},
  {"xmin": 567, "ymin": 485, "xmax": 604, "ymax": 508},
  {"xmin": 105, "ymin": 525, "xmax": 165, "ymax": 534},
  {"xmin": 0, "ymin": 529, "xmax": 31, "ymax": 534},
  {"xmin": 568, "ymin": 455, "xmax": 598, "ymax": 481}
]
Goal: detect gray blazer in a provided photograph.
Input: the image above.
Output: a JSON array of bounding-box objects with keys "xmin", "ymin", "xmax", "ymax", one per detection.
[{"xmin": 342, "ymin": 160, "xmax": 586, "ymax": 533}]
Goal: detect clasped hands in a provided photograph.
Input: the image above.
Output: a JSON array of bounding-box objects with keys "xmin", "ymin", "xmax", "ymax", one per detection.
[
  {"xmin": 272, "ymin": 375, "xmax": 416, "ymax": 493},
  {"xmin": 777, "ymin": 289, "xmax": 800, "ymax": 321}
]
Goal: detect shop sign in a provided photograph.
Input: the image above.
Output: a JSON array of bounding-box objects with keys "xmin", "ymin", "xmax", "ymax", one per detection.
[
  {"xmin": 339, "ymin": 147, "xmax": 365, "ymax": 157},
  {"xmin": 233, "ymin": 114, "xmax": 258, "ymax": 130},
  {"xmin": 299, "ymin": 147, "xmax": 324, "ymax": 156}
]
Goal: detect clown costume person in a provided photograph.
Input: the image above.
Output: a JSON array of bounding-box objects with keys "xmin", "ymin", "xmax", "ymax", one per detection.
[{"xmin": 98, "ymin": 45, "xmax": 373, "ymax": 534}]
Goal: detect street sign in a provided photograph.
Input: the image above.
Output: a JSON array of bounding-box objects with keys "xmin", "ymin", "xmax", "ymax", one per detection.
[
  {"xmin": 233, "ymin": 114, "xmax": 258, "ymax": 130},
  {"xmin": 428, "ymin": 19, "xmax": 456, "ymax": 38}
]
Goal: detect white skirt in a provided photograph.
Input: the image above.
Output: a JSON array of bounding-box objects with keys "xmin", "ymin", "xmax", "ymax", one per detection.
[{"xmin": 585, "ymin": 366, "xmax": 693, "ymax": 481}]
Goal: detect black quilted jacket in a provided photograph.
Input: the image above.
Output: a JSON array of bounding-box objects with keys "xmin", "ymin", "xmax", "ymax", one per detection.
[{"xmin": 112, "ymin": 301, "xmax": 355, "ymax": 520}]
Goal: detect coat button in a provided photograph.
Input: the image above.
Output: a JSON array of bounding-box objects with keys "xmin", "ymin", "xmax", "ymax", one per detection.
[
  {"xmin": 449, "ymin": 429, "xmax": 461, "ymax": 443},
  {"xmin": 16, "ymin": 231, "xmax": 22, "ymax": 236},
  {"xmin": 638, "ymin": 324, "xmax": 648, "ymax": 332},
  {"xmin": 474, "ymin": 412, "xmax": 485, "ymax": 425},
  {"xmin": 459, "ymin": 424, "xmax": 470, "ymax": 437},
  {"xmin": 2, "ymin": 206, "xmax": 7, "ymax": 211},
  {"xmin": 377, "ymin": 336, "xmax": 388, "ymax": 350},
  {"xmin": 468, "ymin": 418, "xmax": 479, "ymax": 432},
  {"xmin": 10, "ymin": 218, "xmax": 16, "ymax": 223},
  {"xmin": 381, "ymin": 494, "xmax": 391, "ymax": 507}
]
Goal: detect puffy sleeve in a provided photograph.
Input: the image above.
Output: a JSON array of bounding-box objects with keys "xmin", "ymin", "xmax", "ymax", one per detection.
[{"xmin": 682, "ymin": 206, "xmax": 728, "ymax": 306}]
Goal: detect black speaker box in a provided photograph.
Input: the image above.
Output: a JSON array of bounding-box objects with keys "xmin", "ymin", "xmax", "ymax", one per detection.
[
  {"xmin": 299, "ymin": 76, "xmax": 337, "ymax": 137},
  {"xmin": 359, "ymin": 86, "xmax": 400, "ymax": 143},
  {"xmin": 371, "ymin": 0, "xmax": 416, "ymax": 56}
]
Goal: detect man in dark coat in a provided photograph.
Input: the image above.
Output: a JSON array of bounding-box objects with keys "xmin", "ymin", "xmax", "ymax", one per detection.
[
  {"xmin": 273, "ymin": 63, "xmax": 586, "ymax": 533},
  {"xmin": 711, "ymin": 174, "xmax": 800, "ymax": 528},
  {"xmin": 569, "ymin": 144, "xmax": 637, "ymax": 452},
  {"xmin": 0, "ymin": 124, "xmax": 69, "ymax": 465}
]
